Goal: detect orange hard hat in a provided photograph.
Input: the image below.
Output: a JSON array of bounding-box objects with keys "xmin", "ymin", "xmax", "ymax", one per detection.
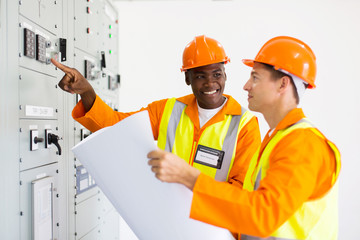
[
  {"xmin": 243, "ymin": 36, "xmax": 317, "ymax": 88},
  {"xmin": 181, "ymin": 35, "xmax": 230, "ymax": 72}
]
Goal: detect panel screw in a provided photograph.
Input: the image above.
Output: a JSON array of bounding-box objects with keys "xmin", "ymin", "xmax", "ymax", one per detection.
[
  {"xmin": 19, "ymin": 53, "xmax": 22, "ymax": 57},
  {"xmin": 19, "ymin": 75, "xmax": 22, "ymax": 80},
  {"xmin": 19, "ymin": 105, "xmax": 22, "ymax": 110},
  {"xmin": 19, "ymin": 23, "xmax": 22, "ymax": 27}
]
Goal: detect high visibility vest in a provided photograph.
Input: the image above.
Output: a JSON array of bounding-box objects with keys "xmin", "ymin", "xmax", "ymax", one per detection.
[
  {"xmin": 157, "ymin": 97, "xmax": 254, "ymax": 181},
  {"xmin": 241, "ymin": 119, "xmax": 341, "ymax": 240}
]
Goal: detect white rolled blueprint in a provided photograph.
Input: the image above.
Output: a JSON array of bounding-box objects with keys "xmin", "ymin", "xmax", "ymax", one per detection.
[{"xmin": 72, "ymin": 110, "xmax": 234, "ymax": 240}]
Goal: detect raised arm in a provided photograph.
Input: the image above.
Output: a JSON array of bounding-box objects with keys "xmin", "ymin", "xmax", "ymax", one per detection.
[{"xmin": 51, "ymin": 58, "xmax": 96, "ymax": 112}]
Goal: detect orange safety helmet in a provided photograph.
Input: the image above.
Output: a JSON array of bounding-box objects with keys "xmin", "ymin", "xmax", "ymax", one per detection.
[
  {"xmin": 181, "ymin": 35, "xmax": 230, "ymax": 72},
  {"xmin": 243, "ymin": 36, "xmax": 317, "ymax": 88}
]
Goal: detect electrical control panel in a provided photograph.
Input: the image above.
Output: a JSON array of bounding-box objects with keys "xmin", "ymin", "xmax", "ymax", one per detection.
[{"xmin": 1, "ymin": 0, "xmax": 120, "ymax": 239}]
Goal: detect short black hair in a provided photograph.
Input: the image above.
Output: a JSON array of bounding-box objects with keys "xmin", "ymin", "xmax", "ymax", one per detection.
[{"xmin": 260, "ymin": 63, "xmax": 300, "ymax": 104}]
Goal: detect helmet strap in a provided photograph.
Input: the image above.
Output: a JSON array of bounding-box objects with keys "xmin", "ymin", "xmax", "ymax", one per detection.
[{"xmin": 278, "ymin": 69, "xmax": 307, "ymax": 101}]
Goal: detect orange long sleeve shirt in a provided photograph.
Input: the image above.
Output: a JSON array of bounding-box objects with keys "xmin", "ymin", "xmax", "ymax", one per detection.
[
  {"xmin": 190, "ymin": 108, "xmax": 337, "ymax": 237},
  {"xmin": 72, "ymin": 94, "xmax": 261, "ymax": 187}
]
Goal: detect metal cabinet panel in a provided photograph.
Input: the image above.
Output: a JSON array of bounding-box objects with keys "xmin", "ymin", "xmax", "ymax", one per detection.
[
  {"xmin": 19, "ymin": 67, "xmax": 60, "ymax": 120},
  {"xmin": 19, "ymin": 0, "xmax": 61, "ymax": 36},
  {"xmin": 19, "ymin": 163, "xmax": 59, "ymax": 240},
  {"xmin": 99, "ymin": 191, "xmax": 114, "ymax": 216},
  {"xmin": 100, "ymin": 210, "xmax": 120, "ymax": 240},
  {"xmin": 19, "ymin": 16, "xmax": 59, "ymax": 77},
  {"xmin": 75, "ymin": 181, "xmax": 99, "ymax": 204},
  {"xmin": 19, "ymin": 119, "xmax": 61, "ymax": 171},
  {"xmin": 74, "ymin": 48, "xmax": 107, "ymax": 91},
  {"xmin": 102, "ymin": 4, "xmax": 118, "ymax": 74},
  {"xmin": 74, "ymin": 0, "xmax": 88, "ymax": 53},
  {"xmin": 78, "ymin": 225, "xmax": 101, "ymax": 240},
  {"xmin": 87, "ymin": 0, "xmax": 102, "ymax": 54},
  {"xmin": 75, "ymin": 194, "xmax": 102, "ymax": 238}
]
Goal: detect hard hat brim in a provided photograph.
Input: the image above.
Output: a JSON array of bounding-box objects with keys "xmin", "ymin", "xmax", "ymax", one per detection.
[
  {"xmin": 242, "ymin": 59, "xmax": 255, "ymax": 67},
  {"xmin": 181, "ymin": 58, "xmax": 230, "ymax": 72}
]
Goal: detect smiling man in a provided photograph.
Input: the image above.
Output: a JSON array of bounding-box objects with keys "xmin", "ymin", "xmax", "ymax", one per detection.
[
  {"xmin": 52, "ymin": 35, "xmax": 261, "ymax": 193},
  {"xmin": 148, "ymin": 36, "xmax": 341, "ymax": 239}
]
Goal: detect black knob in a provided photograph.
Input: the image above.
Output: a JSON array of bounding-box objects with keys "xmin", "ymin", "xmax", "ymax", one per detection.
[{"xmin": 34, "ymin": 137, "xmax": 44, "ymax": 144}]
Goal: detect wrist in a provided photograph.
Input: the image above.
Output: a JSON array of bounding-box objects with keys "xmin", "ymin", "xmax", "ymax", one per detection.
[
  {"xmin": 80, "ymin": 88, "xmax": 96, "ymax": 112},
  {"xmin": 182, "ymin": 167, "xmax": 200, "ymax": 190}
]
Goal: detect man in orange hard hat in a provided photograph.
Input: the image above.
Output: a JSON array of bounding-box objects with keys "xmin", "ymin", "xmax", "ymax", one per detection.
[
  {"xmin": 148, "ymin": 36, "xmax": 341, "ymax": 239},
  {"xmin": 52, "ymin": 35, "xmax": 261, "ymax": 198}
]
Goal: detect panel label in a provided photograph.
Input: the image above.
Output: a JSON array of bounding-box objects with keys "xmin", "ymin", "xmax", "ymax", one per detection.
[{"xmin": 25, "ymin": 105, "xmax": 54, "ymax": 117}]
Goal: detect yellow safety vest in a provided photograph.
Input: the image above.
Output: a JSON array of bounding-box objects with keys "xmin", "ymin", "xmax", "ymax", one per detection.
[
  {"xmin": 157, "ymin": 97, "xmax": 254, "ymax": 181},
  {"xmin": 242, "ymin": 119, "xmax": 341, "ymax": 240}
]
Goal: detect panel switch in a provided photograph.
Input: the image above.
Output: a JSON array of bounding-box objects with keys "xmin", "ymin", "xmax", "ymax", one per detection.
[
  {"xmin": 30, "ymin": 130, "xmax": 41, "ymax": 151},
  {"xmin": 45, "ymin": 129, "xmax": 52, "ymax": 148},
  {"xmin": 59, "ymin": 38, "xmax": 67, "ymax": 62},
  {"xmin": 81, "ymin": 129, "xmax": 91, "ymax": 141}
]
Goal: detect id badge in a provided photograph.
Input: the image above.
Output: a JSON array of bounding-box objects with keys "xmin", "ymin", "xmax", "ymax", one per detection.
[{"xmin": 194, "ymin": 145, "xmax": 224, "ymax": 169}]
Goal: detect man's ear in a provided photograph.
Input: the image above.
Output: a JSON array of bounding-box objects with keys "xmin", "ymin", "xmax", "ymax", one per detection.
[
  {"xmin": 185, "ymin": 71, "xmax": 191, "ymax": 86},
  {"xmin": 279, "ymin": 75, "xmax": 291, "ymax": 92}
]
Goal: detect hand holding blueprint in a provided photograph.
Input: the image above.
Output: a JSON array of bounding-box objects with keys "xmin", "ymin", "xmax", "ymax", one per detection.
[{"xmin": 72, "ymin": 110, "xmax": 235, "ymax": 240}]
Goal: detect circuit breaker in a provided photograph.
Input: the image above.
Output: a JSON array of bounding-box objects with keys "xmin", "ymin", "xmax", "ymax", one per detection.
[{"xmin": 0, "ymin": 0, "xmax": 120, "ymax": 239}]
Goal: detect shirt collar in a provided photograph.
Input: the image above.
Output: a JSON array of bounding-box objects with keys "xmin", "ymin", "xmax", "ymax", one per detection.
[
  {"xmin": 266, "ymin": 108, "xmax": 306, "ymax": 137},
  {"xmin": 176, "ymin": 94, "xmax": 243, "ymax": 116}
]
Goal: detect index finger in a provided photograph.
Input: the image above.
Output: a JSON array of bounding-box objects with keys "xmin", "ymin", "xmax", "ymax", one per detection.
[{"xmin": 51, "ymin": 58, "xmax": 72, "ymax": 73}]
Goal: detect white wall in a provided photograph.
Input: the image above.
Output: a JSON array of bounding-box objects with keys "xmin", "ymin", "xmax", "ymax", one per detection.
[{"xmin": 113, "ymin": 0, "xmax": 360, "ymax": 239}]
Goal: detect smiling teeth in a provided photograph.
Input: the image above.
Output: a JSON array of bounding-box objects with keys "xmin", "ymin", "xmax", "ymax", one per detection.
[{"xmin": 204, "ymin": 90, "xmax": 217, "ymax": 95}]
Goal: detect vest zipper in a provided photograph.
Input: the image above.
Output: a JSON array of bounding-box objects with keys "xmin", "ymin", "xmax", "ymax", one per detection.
[{"xmin": 189, "ymin": 141, "xmax": 198, "ymax": 166}]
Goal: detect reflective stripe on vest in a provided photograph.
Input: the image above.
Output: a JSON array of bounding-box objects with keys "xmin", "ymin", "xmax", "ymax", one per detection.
[
  {"xmin": 241, "ymin": 118, "xmax": 341, "ymax": 240},
  {"xmin": 157, "ymin": 97, "xmax": 254, "ymax": 181}
]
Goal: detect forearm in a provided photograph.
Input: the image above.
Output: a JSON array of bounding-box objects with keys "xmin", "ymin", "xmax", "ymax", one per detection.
[
  {"xmin": 73, "ymin": 95, "xmax": 139, "ymax": 132},
  {"xmin": 80, "ymin": 88, "xmax": 96, "ymax": 112},
  {"xmin": 190, "ymin": 174, "xmax": 298, "ymax": 237}
]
